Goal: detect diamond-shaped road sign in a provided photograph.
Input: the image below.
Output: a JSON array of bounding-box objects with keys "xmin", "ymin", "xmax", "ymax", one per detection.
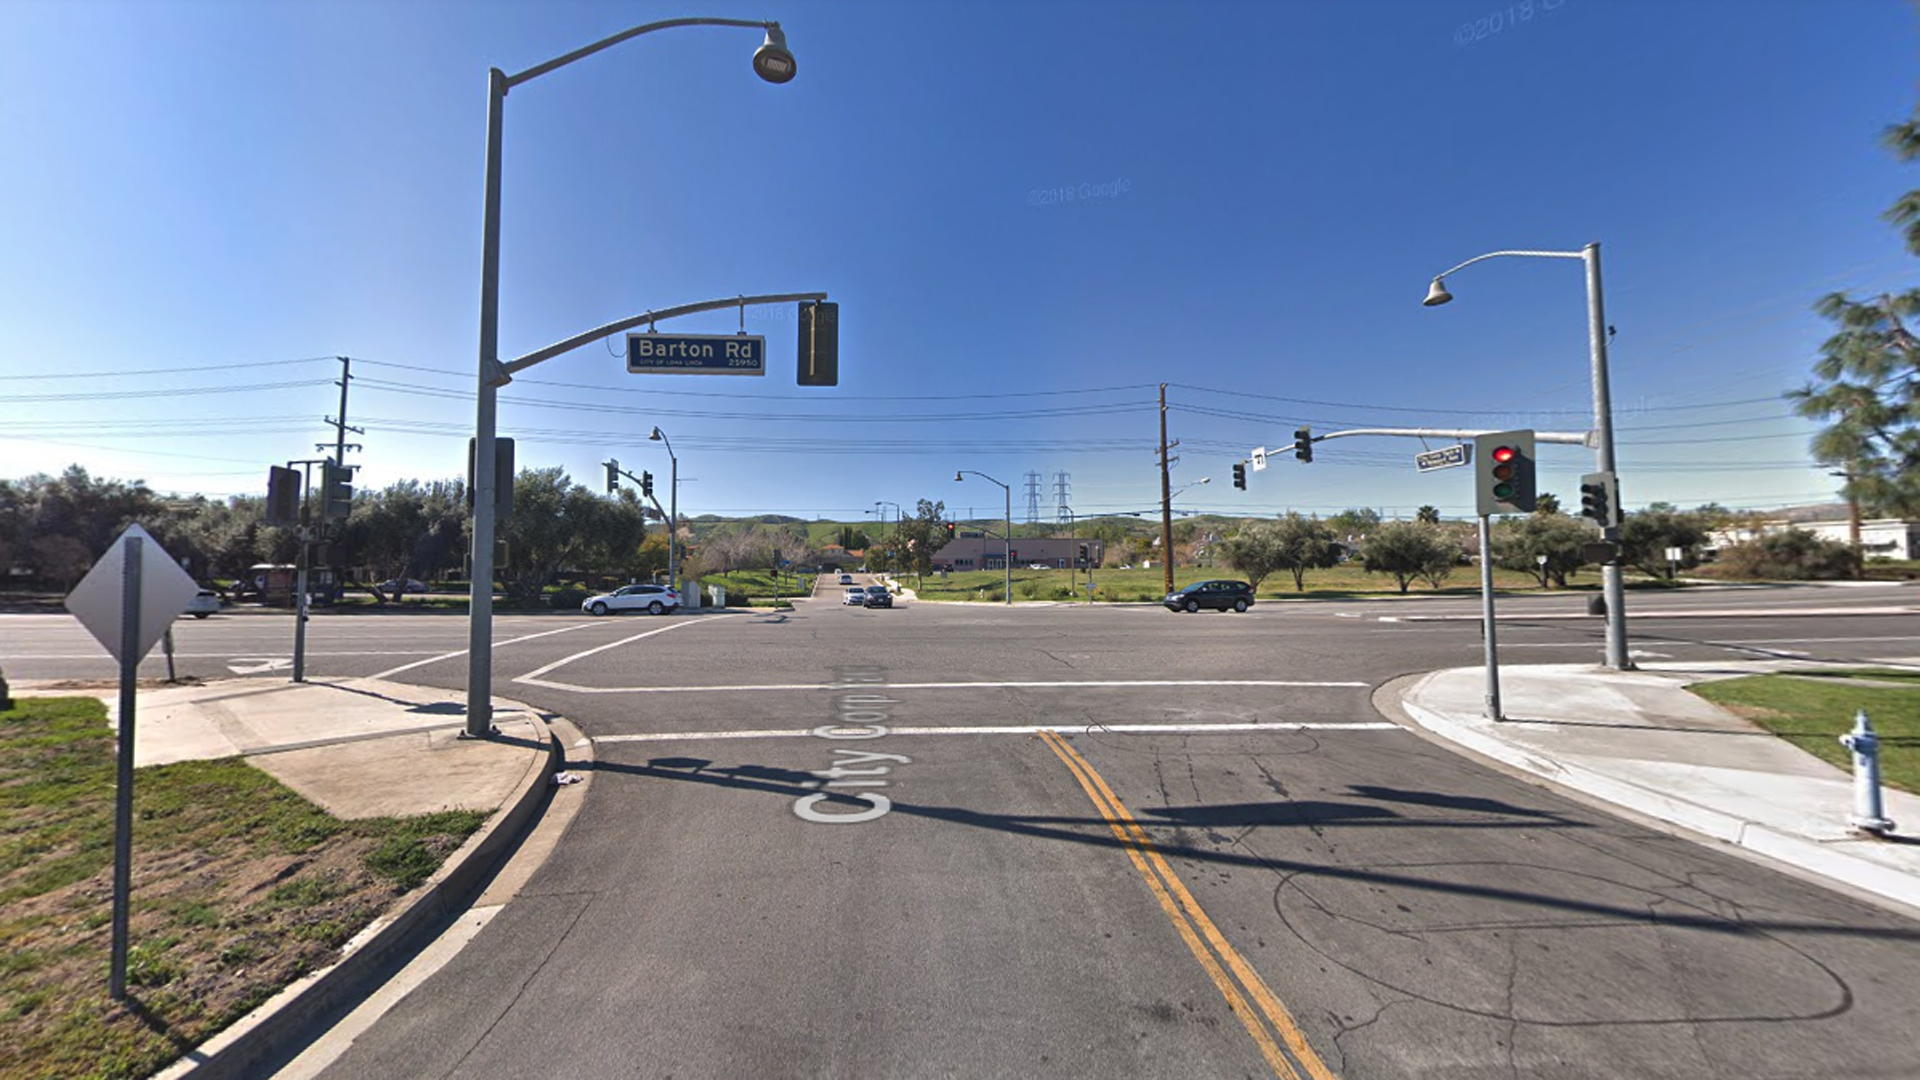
[{"xmin": 65, "ymin": 524, "xmax": 200, "ymax": 664}]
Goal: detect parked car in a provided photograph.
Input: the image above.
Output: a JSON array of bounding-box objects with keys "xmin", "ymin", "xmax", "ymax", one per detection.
[
  {"xmin": 184, "ymin": 589, "xmax": 222, "ymax": 619},
  {"xmin": 862, "ymin": 584, "xmax": 893, "ymax": 608},
  {"xmin": 379, "ymin": 578, "xmax": 427, "ymax": 595},
  {"xmin": 1164, "ymin": 580, "xmax": 1255, "ymax": 613},
  {"xmin": 583, "ymin": 584, "xmax": 681, "ymax": 616}
]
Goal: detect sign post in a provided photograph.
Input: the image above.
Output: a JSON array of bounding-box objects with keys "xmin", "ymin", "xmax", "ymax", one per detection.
[{"xmin": 64, "ymin": 524, "xmax": 198, "ymax": 999}]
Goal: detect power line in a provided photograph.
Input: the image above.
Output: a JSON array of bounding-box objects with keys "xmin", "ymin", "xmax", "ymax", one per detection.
[
  {"xmin": 0, "ymin": 356, "xmax": 334, "ymax": 381},
  {"xmin": 0, "ymin": 379, "xmax": 335, "ymax": 403}
]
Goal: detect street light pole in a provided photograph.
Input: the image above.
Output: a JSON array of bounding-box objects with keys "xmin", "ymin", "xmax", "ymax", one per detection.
[
  {"xmin": 1425, "ymin": 242, "xmax": 1631, "ymax": 670},
  {"xmin": 650, "ymin": 426, "xmax": 678, "ymax": 596},
  {"xmin": 465, "ymin": 18, "xmax": 796, "ymax": 736},
  {"xmin": 955, "ymin": 471, "xmax": 1012, "ymax": 605}
]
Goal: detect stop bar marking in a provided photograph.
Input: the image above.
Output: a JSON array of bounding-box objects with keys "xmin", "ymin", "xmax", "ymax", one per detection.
[
  {"xmin": 593, "ymin": 720, "xmax": 1401, "ymax": 745},
  {"xmin": 516, "ymin": 677, "xmax": 1370, "ymax": 694}
]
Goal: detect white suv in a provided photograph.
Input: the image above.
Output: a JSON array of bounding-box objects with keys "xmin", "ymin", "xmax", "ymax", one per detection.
[{"xmin": 583, "ymin": 584, "xmax": 681, "ymax": 616}]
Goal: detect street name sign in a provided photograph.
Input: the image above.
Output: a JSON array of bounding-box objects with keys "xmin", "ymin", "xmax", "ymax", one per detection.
[
  {"xmin": 627, "ymin": 332, "xmax": 766, "ymax": 376},
  {"xmin": 1250, "ymin": 447, "xmax": 1269, "ymax": 472},
  {"xmin": 1415, "ymin": 443, "xmax": 1472, "ymax": 472}
]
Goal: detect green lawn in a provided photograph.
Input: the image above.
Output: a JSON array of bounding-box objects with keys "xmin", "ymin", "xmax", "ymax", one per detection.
[
  {"xmin": 0, "ymin": 697, "xmax": 484, "ymax": 1080},
  {"xmin": 899, "ymin": 563, "xmax": 1603, "ymax": 603},
  {"xmin": 692, "ymin": 568, "xmax": 815, "ymax": 604},
  {"xmin": 1690, "ymin": 669, "xmax": 1920, "ymax": 794}
]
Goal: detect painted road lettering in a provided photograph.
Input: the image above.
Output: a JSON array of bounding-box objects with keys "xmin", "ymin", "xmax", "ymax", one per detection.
[{"xmin": 793, "ymin": 668, "xmax": 911, "ymax": 824}]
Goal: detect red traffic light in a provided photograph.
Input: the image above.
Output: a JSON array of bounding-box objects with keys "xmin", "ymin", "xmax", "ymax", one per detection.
[{"xmin": 1491, "ymin": 445, "xmax": 1517, "ymax": 464}]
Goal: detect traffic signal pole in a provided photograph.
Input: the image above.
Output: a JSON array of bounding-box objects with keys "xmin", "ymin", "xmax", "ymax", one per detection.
[{"xmin": 1478, "ymin": 514, "xmax": 1503, "ymax": 721}]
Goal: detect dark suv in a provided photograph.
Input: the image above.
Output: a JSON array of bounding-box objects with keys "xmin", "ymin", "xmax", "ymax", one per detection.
[{"xmin": 1164, "ymin": 580, "xmax": 1255, "ymax": 613}]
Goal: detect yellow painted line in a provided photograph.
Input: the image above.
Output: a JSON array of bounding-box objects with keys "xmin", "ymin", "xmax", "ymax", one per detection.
[
  {"xmin": 1040, "ymin": 730, "xmax": 1340, "ymax": 1080},
  {"xmin": 1037, "ymin": 731, "xmax": 1300, "ymax": 1080}
]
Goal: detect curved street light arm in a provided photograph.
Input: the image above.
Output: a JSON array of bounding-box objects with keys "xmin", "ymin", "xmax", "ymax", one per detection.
[
  {"xmin": 1432, "ymin": 248, "xmax": 1584, "ymax": 281},
  {"xmin": 501, "ymin": 290, "xmax": 828, "ymax": 378},
  {"xmin": 506, "ymin": 17, "xmax": 777, "ymax": 89}
]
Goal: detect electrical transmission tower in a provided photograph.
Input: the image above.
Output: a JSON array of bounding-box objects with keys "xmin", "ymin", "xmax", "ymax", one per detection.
[
  {"xmin": 1053, "ymin": 471, "xmax": 1072, "ymax": 521},
  {"xmin": 1023, "ymin": 471, "xmax": 1043, "ymax": 524}
]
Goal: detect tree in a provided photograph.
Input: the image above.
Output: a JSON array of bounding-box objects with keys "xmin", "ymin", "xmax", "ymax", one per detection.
[
  {"xmin": 1788, "ymin": 106, "xmax": 1920, "ymax": 517},
  {"xmin": 1618, "ymin": 504, "xmax": 1709, "ymax": 579},
  {"xmin": 1327, "ymin": 507, "xmax": 1381, "ymax": 540},
  {"xmin": 886, "ymin": 499, "xmax": 946, "ymax": 585},
  {"xmin": 1415, "ymin": 505, "xmax": 1440, "ymax": 525},
  {"xmin": 496, "ymin": 468, "xmax": 646, "ymax": 604},
  {"xmin": 1359, "ymin": 521, "xmax": 1456, "ymax": 594},
  {"xmin": 1534, "ymin": 492, "xmax": 1561, "ymax": 516},
  {"xmin": 1217, "ymin": 513, "xmax": 1340, "ymax": 592},
  {"xmin": 1492, "ymin": 513, "xmax": 1592, "ymax": 588}
]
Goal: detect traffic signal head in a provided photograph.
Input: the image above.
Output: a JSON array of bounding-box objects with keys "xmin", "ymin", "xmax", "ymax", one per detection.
[
  {"xmin": 321, "ymin": 461, "xmax": 353, "ymax": 522},
  {"xmin": 944, "ymin": 522, "xmax": 955, "ymax": 538},
  {"xmin": 266, "ymin": 465, "xmax": 301, "ymax": 525},
  {"xmin": 1232, "ymin": 462, "xmax": 1247, "ymax": 490},
  {"xmin": 605, "ymin": 460, "xmax": 619, "ymax": 495},
  {"xmin": 1294, "ymin": 427, "xmax": 1313, "ymax": 463},
  {"xmin": 1472, "ymin": 430, "xmax": 1536, "ymax": 515},
  {"xmin": 1579, "ymin": 471, "xmax": 1620, "ymax": 529},
  {"xmin": 797, "ymin": 301, "xmax": 839, "ymax": 386},
  {"xmin": 641, "ymin": 471, "xmax": 655, "ymax": 498}
]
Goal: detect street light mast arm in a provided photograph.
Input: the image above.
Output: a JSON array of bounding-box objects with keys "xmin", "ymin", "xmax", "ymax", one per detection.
[
  {"xmin": 1432, "ymin": 248, "xmax": 1584, "ymax": 280},
  {"xmin": 506, "ymin": 17, "xmax": 777, "ymax": 88},
  {"xmin": 502, "ymin": 290, "xmax": 829, "ymax": 377}
]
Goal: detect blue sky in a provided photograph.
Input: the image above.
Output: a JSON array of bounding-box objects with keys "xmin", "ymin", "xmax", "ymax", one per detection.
[{"xmin": 1, "ymin": 0, "xmax": 1913, "ymax": 524}]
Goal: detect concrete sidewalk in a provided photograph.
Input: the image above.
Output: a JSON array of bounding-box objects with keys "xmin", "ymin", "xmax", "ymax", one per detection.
[
  {"xmin": 1393, "ymin": 661, "xmax": 1920, "ymax": 916},
  {"xmin": 15, "ymin": 675, "xmax": 565, "ymax": 1078}
]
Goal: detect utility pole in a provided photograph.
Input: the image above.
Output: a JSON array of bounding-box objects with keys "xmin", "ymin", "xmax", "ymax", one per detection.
[
  {"xmin": 1832, "ymin": 469, "xmax": 1864, "ymax": 579},
  {"xmin": 316, "ymin": 356, "xmax": 363, "ymax": 598},
  {"xmin": 1158, "ymin": 383, "xmax": 1175, "ymax": 596}
]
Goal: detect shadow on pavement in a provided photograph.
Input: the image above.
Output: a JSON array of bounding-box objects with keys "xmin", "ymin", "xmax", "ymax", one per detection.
[{"xmin": 592, "ymin": 756, "xmax": 1920, "ymax": 943}]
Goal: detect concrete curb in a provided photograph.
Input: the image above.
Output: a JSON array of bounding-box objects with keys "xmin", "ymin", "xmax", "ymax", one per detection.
[
  {"xmin": 159, "ymin": 708, "xmax": 563, "ymax": 1079},
  {"xmin": 1393, "ymin": 674, "xmax": 1920, "ymax": 916}
]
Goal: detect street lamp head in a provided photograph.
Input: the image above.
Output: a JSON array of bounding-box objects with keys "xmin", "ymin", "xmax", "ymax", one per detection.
[
  {"xmin": 953, "ymin": 471, "xmax": 964, "ymax": 482},
  {"xmin": 649, "ymin": 427, "xmax": 663, "ymax": 441},
  {"xmin": 1422, "ymin": 277, "xmax": 1453, "ymax": 307},
  {"xmin": 752, "ymin": 24, "xmax": 796, "ymax": 84}
]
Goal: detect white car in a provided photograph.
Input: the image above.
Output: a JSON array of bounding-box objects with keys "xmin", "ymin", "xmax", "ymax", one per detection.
[
  {"xmin": 583, "ymin": 584, "xmax": 680, "ymax": 616},
  {"xmin": 184, "ymin": 589, "xmax": 222, "ymax": 619},
  {"xmin": 838, "ymin": 573, "xmax": 855, "ymax": 585},
  {"xmin": 842, "ymin": 587, "xmax": 867, "ymax": 606}
]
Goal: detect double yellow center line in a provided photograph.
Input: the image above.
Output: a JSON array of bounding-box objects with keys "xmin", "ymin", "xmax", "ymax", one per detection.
[{"xmin": 1037, "ymin": 730, "xmax": 1338, "ymax": 1080}]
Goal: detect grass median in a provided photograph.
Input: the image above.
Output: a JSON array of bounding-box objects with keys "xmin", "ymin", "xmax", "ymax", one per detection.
[
  {"xmin": 0, "ymin": 697, "xmax": 486, "ymax": 1080},
  {"xmin": 1690, "ymin": 669, "xmax": 1920, "ymax": 794}
]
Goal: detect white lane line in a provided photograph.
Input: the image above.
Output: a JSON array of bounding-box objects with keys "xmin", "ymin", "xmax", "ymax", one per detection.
[
  {"xmin": 593, "ymin": 721, "xmax": 1403, "ymax": 745},
  {"xmin": 366, "ymin": 621, "xmax": 604, "ymax": 681},
  {"xmin": 512, "ymin": 619, "xmax": 704, "ymax": 684},
  {"xmin": 516, "ymin": 677, "xmax": 1371, "ymax": 695}
]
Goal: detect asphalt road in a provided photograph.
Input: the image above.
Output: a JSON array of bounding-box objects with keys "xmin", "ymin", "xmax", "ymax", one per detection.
[{"xmin": 7, "ymin": 582, "xmax": 1920, "ymax": 1077}]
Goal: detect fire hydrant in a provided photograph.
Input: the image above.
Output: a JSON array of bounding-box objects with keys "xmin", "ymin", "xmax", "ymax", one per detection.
[{"xmin": 1838, "ymin": 709, "xmax": 1896, "ymax": 837}]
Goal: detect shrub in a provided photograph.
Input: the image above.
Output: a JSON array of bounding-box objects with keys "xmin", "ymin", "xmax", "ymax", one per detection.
[
  {"xmin": 1711, "ymin": 529, "xmax": 1855, "ymax": 580},
  {"xmin": 548, "ymin": 585, "xmax": 589, "ymax": 610}
]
